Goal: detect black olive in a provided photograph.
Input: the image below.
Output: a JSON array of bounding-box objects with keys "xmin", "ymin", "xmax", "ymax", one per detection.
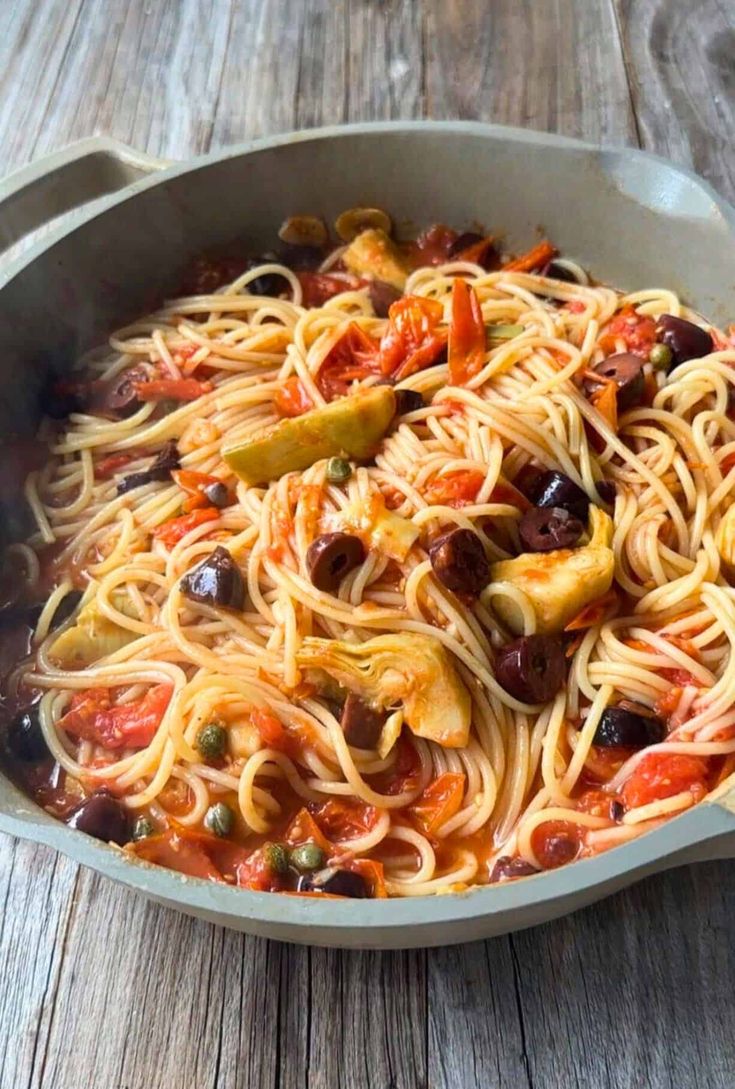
[
  {"xmin": 6, "ymin": 707, "xmax": 48, "ymax": 763},
  {"xmin": 428, "ymin": 528, "xmax": 490, "ymax": 595},
  {"xmin": 203, "ymin": 481, "xmax": 230, "ymax": 508},
  {"xmin": 297, "ymin": 868, "xmax": 369, "ymax": 898},
  {"xmin": 306, "ymin": 533, "xmax": 366, "ymax": 592},
  {"xmin": 495, "ymin": 634, "xmax": 566, "ymax": 703},
  {"xmin": 340, "ymin": 693, "xmax": 386, "ymax": 749},
  {"xmin": 49, "ymin": 590, "xmax": 84, "ymax": 630},
  {"xmin": 489, "ymin": 856, "xmax": 539, "ymax": 883},
  {"xmin": 540, "ymin": 260, "xmax": 582, "ymax": 284},
  {"xmin": 118, "ymin": 440, "xmax": 180, "ymax": 495},
  {"xmin": 518, "ymin": 506, "xmax": 584, "ymax": 553},
  {"xmin": 593, "ymin": 705, "xmax": 666, "ymax": 748},
  {"xmin": 66, "ymin": 790, "xmax": 130, "ymax": 846},
  {"xmin": 595, "ymin": 480, "xmax": 616, "ymax": 505},
  {"xmin": 527, "ymin": 470, "xmax": 590, "ymax": 521},
  {"xmin": 587, "ymin": 352, "xmax": 645, "ymax": 410},
  {"xmin": 655, "ymin": 314, "xmax": 713, "ymax": 369},
  {"xmin": 394, "ymin": 388, "xmax": 424, "ymax": 415},
  {"xmin": 278, "ymin": 244, "xmax": 324, "ymax": 271},
  {"xmin": 180, "ymin": 546, "xmax": 245, "ymax": 609},
  {"xmin": 448, "ymin": 231, "xmax": 484, "ymax": 257},
  {"xmin": 105, "ymin": 372, "xmax": 143, "ymax": 416},
  {"xmin": 368, "ymin": 279, "xmax": 402, "ymax": 318},
  {"xmin": 245, "ymin": 253, "xmax": 284, "ymax": 296}
]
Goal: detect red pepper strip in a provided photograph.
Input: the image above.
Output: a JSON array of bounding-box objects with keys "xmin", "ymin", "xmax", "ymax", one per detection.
[
  {"xmin": 152, "ymin": 507, "xmax": 219, "ymax": 548},
  {"xmin": 134, "ymin": 378, "xmax": 213, "ymax": 402},
  {"xmin": 58, "ymin": 684, "xmax": 172, "ymax": 750},
  {"xmin": 448, "ymin": 278, "xmax": 486, "ymax": 385},
  {"xmin": 503, "ymin": 240, "xmax": 557, "ymax": 273}
]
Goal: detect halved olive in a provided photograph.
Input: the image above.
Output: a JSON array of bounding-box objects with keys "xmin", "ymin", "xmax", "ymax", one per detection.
[
  {"xmin": 340, "ymin": 693, "xmax": 385, "ymax": 749},
  {"xmin": 429, "ymin": 527, "xmax": 490, "ymax": 596},
  {"xmin": 335, "ymin": 207, "xmax": 392, "ymax": 243},
  {"xmin": 394, "ymin": 388, "xmax": 424, "ymax": 415},
  {"xmin": 593, "ymin": 705, "xmax": 666, "ymax": 748},
  {"xmin": 6, "ymin": 707, "xmax": 48, "ymax": 763},
  {"xmin": 368, "ymin": 279, "xmax": 402, "ymax": 318},
  {"xmin": 306, "ymin": 533, "xmax": 366, "ymax": 592},
  {"xmin": 489, "ymin": 856, "xmax": 539, "ymax": 883},
  {"xmin": 655, "ymin": 313, "xmax": 713, "ymax": 368},
  {"xmin": 203, "ymin": 481, "xmax": 230, "ymax": 508},
  {"xmin": 588, "ymin": 353, "xmax": 645, "ymax": 410},
  {"xmin": 495, "ymin": 634, "xmax": 566, "ymax": 703},
  {"xmin": 518, "ymin": 506, "xmax": 584, "ymax": 553},
  {"xmin": 180, "ymin": 546, "xmax": 245, "ymax": 610},
  {"xmin": 278, "ymin": 216, "xmax": 328, "ymax": 248},
  {"xmin": 527, "ymin": 470, "xmax": 590, "ymax": 521},
  {"xmin": 66, "ymin": 790, "xmax": 129, "ymax": 845},
  {"xmin": 297, "ymin": 867, "xmax": 368, "ymax": 897}
]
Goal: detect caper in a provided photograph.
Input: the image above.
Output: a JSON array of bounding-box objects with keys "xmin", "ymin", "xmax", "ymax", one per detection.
[
  {"xmin": 649, "ymin": 342, "xmax": 673, "ymax": 370},
  {"xmin": 325, "ymin": 456, "xmax": 352, "ymax": 484},
  {"xmin": 263, "ymin": 842, "xmax": 289, "ymax": 875},
  {"xmin": 204, "ymin": 802, "xmax": 234, "ymax": 837},
  {"xmin": 196, "ymin": 722, "xmax": 227, "ymax": 760},
  {"xmin": 290, "ymin": 842, "xmax": 326, "ymax": 873},
  {"xmin": 132, "ymin": 815, "xmax": 155, "ymax": 841}
]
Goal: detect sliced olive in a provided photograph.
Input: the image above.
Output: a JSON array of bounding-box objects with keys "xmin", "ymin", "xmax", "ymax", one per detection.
[
  {"xmin": 306, "ymin": 533, "xmax": 366, "ymax": 592},
  {"xmin": 428, "ymin": 528, "xmax": 490, "ymax": 595},
  {"xmin": 196, "ymin": 722, "xmax": 227, "ymax": 760},
  {"xmin": 204, "ymin": 802, "xmax": 234, "ymax": 837},
  {"xmin": 656, "ymin": 314, "xmax": 713, "ymax": 368},
  {"xmin": 593, "ymin": 705, "xmax": 666, "ymax": 748},
  {"xmin": 118, "ymin": 440, "xmax": 180, "ymax": 494},
  {"xmin": 528, "ymin": 470, "xmax": 590, "ymax": 521},
  {"xmin": 263, "ymin": 842, "xmax": 290, "ymax": 875},
  {"xmin": 340, "ymin": 693, "xmax": 386, "ymax": 749},
  {"xmin": 368, "ymin": 279, "xmax": 402, "ymax": 318},
  {"xmin": 335, "ymin": 207, "xmax": 392, "ymax": 243},
  {"xmin": 278, "ymin": 215, "xmax": 328, "ymax": 248},
  {"xmin": 495, "ymin": 634, "xmax": 566, "ymax": 703},
  {"xmin": 203, "ymin": 481, "xmax": 230, "ymax": 508},
  {"xmin": 541, "ymin": 260, "xmax": 585, "ymax": 284},
  {"xmin": 518, "ymin": 506, "xmax": 584, "ymax": 553},
  {"xmin": 290, "ymin": 842, "xmax": 326, "ymax": 873},
  {"xmin": 66, "ymin": 790, "xmax": 129, "ymax": 845},
  {"xmin": 394, "ymin": 388, "xmax": 424, "ymax": 415},
  {"xmin": 489, "ymin": 856, "xmax": 539, "ymax": 883},
  {"xmin": 587, "ymin": 353, "xmax": 645, "ymax": 410},
  {"xmin": 180, "ymin": 546, "xmax": 245, "ymax": 610},
  {"xmin": 132, "ymin": 815, "xmax": 155, "ymax": 841},
  {"xmin": 6, "ymin": 707, "xmax": 48, "ymax": 763},
  {"xmin": 325, "ymin": 457, "xmax": 352, "ymax": 484},
  {"xmin": 105, "ymin": 371, "xmax": 143, "ymax": 416},
  {"xmin": 297, "ymin": 867, "xmax": 369, "ymax": 898}
]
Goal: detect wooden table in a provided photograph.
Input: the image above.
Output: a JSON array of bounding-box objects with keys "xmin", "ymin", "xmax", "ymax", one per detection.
[{"xmin": 2, "ymin": 2, "xmax": 734, "ymax": 1086}]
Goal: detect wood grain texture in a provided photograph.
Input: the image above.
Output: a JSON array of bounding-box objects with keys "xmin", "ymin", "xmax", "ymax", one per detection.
[{"xmin": 1, "ymin": 1, "xmax": 735, "ymax": 1087}]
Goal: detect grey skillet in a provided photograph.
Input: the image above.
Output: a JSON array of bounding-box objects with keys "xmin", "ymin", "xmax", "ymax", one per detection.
[{"xmin": 0, "ymin": 122, "xmax": 734, "ymax": 949}]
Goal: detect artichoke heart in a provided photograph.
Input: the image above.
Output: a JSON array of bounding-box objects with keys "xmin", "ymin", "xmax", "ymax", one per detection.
[
  {"xmin": 489, "ymin": 506, "xmax": 615, "ymax": 634},
  {"xmin": 716, "ymin": 504, "xmax": 735, "ymax": 566},
  {"xmin": 49, "ymin": 589, "xmax": 141, "ymax": 667},
  {"xmin": 297, "ymin": 632, "xmax": 471, "ymax": 749},
  {"xmin": 222, "ymin": 386, "xmax": 396, "ymax": 486},
  {"xmin": 336, "ymin": 493, "xmax": 419, "ymax": 562},
  {"xmin": 342, "ymin": 228, "xmax": 409, "ymax": 290}
]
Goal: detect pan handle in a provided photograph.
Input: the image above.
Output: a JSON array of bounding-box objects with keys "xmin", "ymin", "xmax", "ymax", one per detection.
[{"xmin": 0, "ymin": 137, "xmax": 169, "ymax": 255}]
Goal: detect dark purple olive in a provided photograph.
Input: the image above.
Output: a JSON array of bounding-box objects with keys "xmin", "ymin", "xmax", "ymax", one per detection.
[
  {"xmin": 118, "ymin": 441, "xmax": 180, "ymax": 495},
  {"xmin": 278, "ymin": 244, "xmax": 324, "ymax": 271},
  {"xmin": 203, "ymin": 481, "xmax": 230, "ymax": 508},
  {"xmin": 656, "ymin": 313, "xmax": 713, "ymax": 368},
  {"xmin": 105, "ymin": 372, "xmax": 143, "ymax": 416},
  {"xmin": 394, "ymin": 388, "xmax": 424, "ymax": 415},
  {"xmin": 368, "ymin": 280, "xmax": 402, "ymax": 318},
  {"xmin": 340, "ymin": 694, "xmax": 386, "ymax": 749},
  {"xmin": 593, "ymin": 705, "xmax": 666, "ymax": 748},
  {"xmin": 495, "ymin": 634, "xmax": 566, "ymax": 703},
  {"xmin": 66, "ymin": 790, "xmax": 129, "ymax": 846},
  {"xmin": 587, "ymin": 352, "xmax": 645, "ymax": 410},
  {"xmin": 540, "ymin": 260, "xmax": 583, "ymax": 284},
  {"xmin": 595, "ymin": 480, "xmax": 616, "ymax": 505},
  {"xmin": 527, "ymin": 470, "xmax": 590, "ymax": 522},
  {"xmin": 306, "ymin": 533, "xmax": 366, "ymax": 592},
  {"xmin": 244, "ymin": 253, "xmax": 286, "ymax": 295},
  {"xmin": 50, "ymin": 589, "xmax": 83, "ymax": 630},
  {"xmin": 518, "ymin": 506, "xmax": 584, "ymax": 553},
  {"xmin": 428, "ymin": 528, "xmax": 490, "ymax": 595},
  {"xmin": 610, "ymin": 800, "xmax": 625, "ymax": 821},
  {"xmin": 180, "ymin": 546, "xmax": 245, "ymax": 609},
  {"xmin": 6, "ymin": 707, "xmax": 48, "ymax": 763},
  {"xmin": 489, "ymin": 856, "xmax": 539, "ymax": 883},
  {"xmin": 297, "ymin": 868, "xmax": 369, "ymax": 898},
  {"xmin": 447, "ymin": 231, "xmax": 483, "ymax": 256}
]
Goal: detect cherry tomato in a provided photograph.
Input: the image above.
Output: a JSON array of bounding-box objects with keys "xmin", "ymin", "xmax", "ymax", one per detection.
[
  {"xmin": 273, "ymin": 376, "xmax": 315, "ymax": 417},
  {"xmin": 425, "ymin": 469, "xmax": 485, "ymax": 508},
  {"xmin": 153, "ymin": 507, "xmax": 219, "ymax": 548},
  {"xmin": 311, "ymin": 799, "xmax": 378, "ymax": 840},
  {"xmin": 378, "ymin": 296, "xmax": 447, "ymax": 380},
  {"xmin": 601, "ymin": 305, "xmax": 657, "ymax": 357},
  {"xmin": 448, "ymin": 278, "xmax": 486, "ymax": 385},
  {"xmin": 622, "ymin": 753, "xmax": 709, "ymax": 809},
  {"xmin": 409, "ymin": 772, "xmax": 465, "ymax": 836},
  {"xmin": 59, "ymin": 685, "xmax": 172, "ymax": 750},
  {"xmin": 134, "ymin": 377, "xmax": 213, "ymax": 402},
  {"xmin": 317, "ymin": 322, "xmax": 381, "ymax": 400}
]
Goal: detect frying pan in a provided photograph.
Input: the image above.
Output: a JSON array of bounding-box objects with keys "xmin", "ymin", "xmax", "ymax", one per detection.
[{"xmin": 1, "ymin": 122, "xmax": 734, "ymax": 949}]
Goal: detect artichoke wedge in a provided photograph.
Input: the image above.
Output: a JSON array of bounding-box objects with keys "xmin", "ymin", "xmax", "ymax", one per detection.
[
  {"xmin": 342, "ymin": 228, "xmax": 409, "ymax": 290},
  {"xmin": 49, "ymin": 590, "xmax": 140, "ymax": 668},
  {"xmin": 223, "ymin": 386, "xmax": 396, "ymax": 486},
  {"xmin": 489, "ymin": 506, "xmax": 615, "ymax": 635},
  {"xmin": 297, "ymin": 632, "xmax": 471, "ymax": 748}
]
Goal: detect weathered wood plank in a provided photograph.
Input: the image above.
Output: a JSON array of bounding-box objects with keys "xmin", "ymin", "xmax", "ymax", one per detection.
[
  {"xmin": 424, "ymin": 0, "xmax": 638, "ymax": 146},
  {"xmin": 615, "ymin": 0, "xmax": 735, "ymax": 201}
]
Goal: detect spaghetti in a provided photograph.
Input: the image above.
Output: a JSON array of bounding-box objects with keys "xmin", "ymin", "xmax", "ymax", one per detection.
[{"xmin": 3, "ymin": 215, "xmax": 735, "ymax": 899}]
